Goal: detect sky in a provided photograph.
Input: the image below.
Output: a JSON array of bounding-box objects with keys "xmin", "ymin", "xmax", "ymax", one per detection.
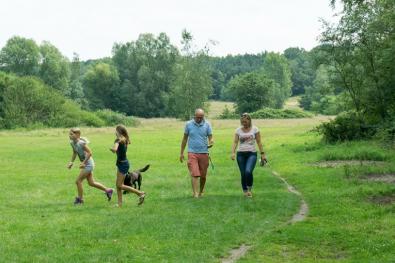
[{"xmin": 0, "ymin": 0, "xmax": 340, "ymax": 61}]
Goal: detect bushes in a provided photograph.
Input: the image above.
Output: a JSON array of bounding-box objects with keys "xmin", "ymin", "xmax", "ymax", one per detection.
[
  {"xmin": 95, "ymin": 109, "xmax": 139, "ymax": 126},
  {"xmin": 0, "ymin": 74, "xmax": 66, "ymax": 128},
  {"xmin": 250, "ymin": 108, "xmax": 313, "ymax": 119},
  {"xmin": 0, "ymin": 72, "xmax": 138, "ymax": 129},
  {"xmin": 51, "ymin": 100, "xmax": 105, "ymax": 128},
  {"xmin": 316, "ymin": 111, "xmax": 376, "ymax": 143},
  {"xmin": 220, "ymin": 107, "xmax": 313, "ymax": 119}
]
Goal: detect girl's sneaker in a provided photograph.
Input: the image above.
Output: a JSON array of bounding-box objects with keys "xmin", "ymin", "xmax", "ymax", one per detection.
[
  {"xmin": 74, "ymin": 197, "xmax": 84, "ymax": 205},
  {"xmin": 138, "ymin": 193, "xmax": 146, "ymax": 206},
  {"xmin": 105, "ymin": 189, "xmax": 113, "ymax": 201}
]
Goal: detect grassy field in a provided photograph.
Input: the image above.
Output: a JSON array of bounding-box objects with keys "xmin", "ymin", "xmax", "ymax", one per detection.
[
  {"xmin": 207, "ymin": 100, "xmax": 235, "ymax": 119},
  {"xmin": 0, "ymin": 117, "xmax": 394, "ymax": 262},
  {"xmin": 283, "ymin": 96, "xmax": 302, "ymax": 110}
]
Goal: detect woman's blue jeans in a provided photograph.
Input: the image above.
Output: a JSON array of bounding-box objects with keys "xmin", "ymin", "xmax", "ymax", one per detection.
[{"xmin": 236, "ymin": 151, "xmax": 257, "ymax": 192}]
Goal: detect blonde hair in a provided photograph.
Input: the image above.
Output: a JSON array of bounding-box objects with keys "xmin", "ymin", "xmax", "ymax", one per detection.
[
  {"xmin": 240, "ymin": 113, "xmax": 252, "ymax": 128},
  {"xmin": 70, "ymin": 128, "xmax": 89, "ymax": 143}
]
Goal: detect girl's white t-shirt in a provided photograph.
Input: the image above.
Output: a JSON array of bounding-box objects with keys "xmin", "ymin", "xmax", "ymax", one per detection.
[{"xmin": 236, "ymin": 126, "xmax": 259, "ymax": 152}]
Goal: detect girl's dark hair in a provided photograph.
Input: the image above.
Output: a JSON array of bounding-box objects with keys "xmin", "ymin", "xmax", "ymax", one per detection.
[{"xmin": 116, "ymin": 125, "xmax": 130, "ymax": 144}]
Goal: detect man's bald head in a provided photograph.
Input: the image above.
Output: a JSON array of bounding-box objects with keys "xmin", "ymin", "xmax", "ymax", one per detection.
[
  {"xmin": 194, "ymin": 108, "xmax": 205, "ymax": 123},
  {"xmin": 195, "ymin": 108, "xmax": 205, "ymax": 116}
]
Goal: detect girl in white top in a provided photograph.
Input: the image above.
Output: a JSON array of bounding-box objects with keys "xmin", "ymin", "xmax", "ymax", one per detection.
[
  {"xmin": 67, "ymin": 128, "xmax": 113, "ymax": 205},
  {"xmin": 231, "ymin": 113, "xmax": 267, "ymax": 197}
]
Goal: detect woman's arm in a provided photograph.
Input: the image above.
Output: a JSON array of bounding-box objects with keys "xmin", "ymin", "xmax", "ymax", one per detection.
[
  {"xmin": 231, "ymin": 134, "xmax": 239, "ymax": 160},
  {"xmin": 255, "ymin": 132, "xmax": 267, "ymax": 164}
]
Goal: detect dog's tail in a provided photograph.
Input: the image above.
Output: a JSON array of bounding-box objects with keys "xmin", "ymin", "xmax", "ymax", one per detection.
[{"xmin": 137, "ymin": 164, "xmax": 150, "ymax": 173}]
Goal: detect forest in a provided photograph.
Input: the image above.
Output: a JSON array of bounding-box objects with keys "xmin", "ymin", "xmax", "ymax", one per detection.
[{"xmin": 0, "ymin": 0, "xmax": 394, "ymax": 143}]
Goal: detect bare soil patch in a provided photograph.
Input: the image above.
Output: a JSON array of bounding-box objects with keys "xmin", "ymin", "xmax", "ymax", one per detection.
[
  {"xmin": 368, "ymin": 193, "xmax": 395, "ymax": 205},
  {"xmin": 312, "ymin": 160, "xmax": 386, "ymax": 168},
  {"xmin": 362, "ymin": 173, "xmax": 395, "ymax": 184}
]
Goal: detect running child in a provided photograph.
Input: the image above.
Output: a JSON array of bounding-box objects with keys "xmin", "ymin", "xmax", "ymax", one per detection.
[
  {"xmin": 67, "ymin": 128, "xmax": 113, "ymax": 204},
  {"xmin": 110, "ymin": 125, "xmax": 145, "ymax": 207}
]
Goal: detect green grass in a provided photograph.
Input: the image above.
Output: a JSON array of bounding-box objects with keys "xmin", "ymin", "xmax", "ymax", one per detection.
[
  {"xmin": 0, "ymin": 117, "xmax": 394, "ymax": 262},
  {"xmin": 207, "ymin": 100, "xmax": 235, "ymax": 119}
]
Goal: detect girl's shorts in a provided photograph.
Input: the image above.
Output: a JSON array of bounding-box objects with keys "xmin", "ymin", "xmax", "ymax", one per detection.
[
  {"xmin": 116, "ymin": 160, "xmax": 130, "ymax": 175},
  {"xmin": 82, "ymin": 158, "xmax": 95, "ymax": 172}
]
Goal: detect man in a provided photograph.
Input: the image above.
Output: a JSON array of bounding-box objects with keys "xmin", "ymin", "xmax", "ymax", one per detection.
[{"xmin": 180, "ymin": 108, "xmax": 214, "ymax": 198}]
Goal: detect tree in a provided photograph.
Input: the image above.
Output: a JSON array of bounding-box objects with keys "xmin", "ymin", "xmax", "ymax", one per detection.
[
  {"xmin": 69, "ymin": 53, "xmax": 85, "ymax": 105},
  {"xmin": 261, "ymin": 52, "xmax": 292, "ymax": 108},
  {"xmin": 83, "ymin": 62, "xmax": 120, "ymax": 110},
  {"xmin": 209, "ymin": 53, "xmax": 266, "ymax": 100},
  {"xmin": 300, "ymin": 65, "xmax": 345, "ymax": 114},
  {"xmin": 39, "ymin": 41, "xmax": 71, "ymax": 96},
  {"xmin": 284, "ymin": 47, "xmax": 315, "ymax": 95},
  {"xmin": 321, "ymin": 0, "xmax": 395, "ymax": 121},
  {"xmin": 0, "ymin": 36, "xmax": 40, "ymax": 76},
  {"xmin": 112, "ymin": 33, "xmax": 178, "ymax": 117},
  {"xmin": 228, "ymin": 71, "xmax": 275, "ymax": 114},
  {"xmin": 169, "ymin": 30, "xmax": 213, "ymax": 120}
]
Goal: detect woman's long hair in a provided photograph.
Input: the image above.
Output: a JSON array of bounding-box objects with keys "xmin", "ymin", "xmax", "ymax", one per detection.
[
  {"xmin": 116, "ymin": 125, "xmax": 130, "ymax": 144},
  {"xmin": 240, "ymin": 113, "xmax": 252, "ymax": 128}
]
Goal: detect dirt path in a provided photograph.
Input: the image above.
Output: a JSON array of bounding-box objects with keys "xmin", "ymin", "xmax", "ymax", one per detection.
[{"xmin": 221, "ymin": 171, "xmax": 309, "ymax": 263}]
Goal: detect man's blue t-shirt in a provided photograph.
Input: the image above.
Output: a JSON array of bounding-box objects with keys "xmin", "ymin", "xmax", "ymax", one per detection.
[{"xmin": 184, "ymin": 119, "xmax": 212, "ymax": 153}]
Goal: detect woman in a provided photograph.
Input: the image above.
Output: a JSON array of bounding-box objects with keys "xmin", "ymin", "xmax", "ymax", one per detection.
[
  {"xmin": 110, "ymin": 125, "xmax": 145, "ymax": 207},
  {"xmin": 231, "ymin": 113, "xmax": 267, "ymax": 197}
]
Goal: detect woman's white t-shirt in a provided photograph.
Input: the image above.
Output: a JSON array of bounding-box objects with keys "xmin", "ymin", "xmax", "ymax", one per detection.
[{"xmin": 236, "ymin": 126, "xmax": 259, "ymax": 152}]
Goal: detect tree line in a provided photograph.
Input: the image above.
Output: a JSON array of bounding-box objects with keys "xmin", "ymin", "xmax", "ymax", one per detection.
[
  {"xmin": 0, "ymin": 31, "xmax": 321, "ymax": 125},
  {"xmin": 1, "ymin": 0, "xmax": 393, "ymax": 139}
]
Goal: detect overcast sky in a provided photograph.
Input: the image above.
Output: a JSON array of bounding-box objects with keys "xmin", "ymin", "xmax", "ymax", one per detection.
[{"xmin": 0, "ymin": 0, "xmax": 340, "ymax": 61}]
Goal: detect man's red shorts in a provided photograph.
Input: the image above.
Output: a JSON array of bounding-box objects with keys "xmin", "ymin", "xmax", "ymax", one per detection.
[{"xmin": 187, "ymin": 153, "xmax": 209, "ymax": 178}]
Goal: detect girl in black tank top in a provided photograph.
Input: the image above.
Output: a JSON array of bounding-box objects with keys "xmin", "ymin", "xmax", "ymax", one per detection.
[
  {"xmin": 110, "ymin": 125, "xmax": 146, "ymax": 207},
  {"xmin": 115, "ymin": 138, "xmax": 127, "ymax": 164}
]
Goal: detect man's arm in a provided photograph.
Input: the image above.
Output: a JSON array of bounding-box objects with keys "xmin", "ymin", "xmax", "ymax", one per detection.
[
  {"xmin": 208, "ymin": 134, "xmax": 214, "ymax": 146},
  {"xmin": 180, "ymin": 133, "xmax": 188, "ymax": 163}
]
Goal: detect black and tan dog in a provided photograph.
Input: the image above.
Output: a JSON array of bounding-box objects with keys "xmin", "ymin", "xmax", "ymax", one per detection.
[{"xmin": 123, "ymin": 164, "xmax": 150, "ymax": 193}]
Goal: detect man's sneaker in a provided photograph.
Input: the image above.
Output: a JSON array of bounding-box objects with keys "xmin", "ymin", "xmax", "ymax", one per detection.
[
  {"xmin": 105, "ymin": 189, "xmax": 113, "ymax": 201},
  {"xmin": 138, "ymin": 193, "xmax": 146, "ymax": 206},
  {"xmin": 74, "ymin": 197, "xmax": 84, "ymax": 205}
]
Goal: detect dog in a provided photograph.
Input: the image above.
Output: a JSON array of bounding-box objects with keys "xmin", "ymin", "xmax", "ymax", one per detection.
[{"xmin": 123, "ymin": 164, "xmax": 150, "ymax": 194}]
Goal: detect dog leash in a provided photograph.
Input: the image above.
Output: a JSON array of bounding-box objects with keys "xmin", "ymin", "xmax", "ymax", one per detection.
[
  {"xmin": 209, "ymin": 154, "xmax": 214, "ymax": 170},
  {"xmin": 208, "ymin": 144, "xmax": 214, "ymax": 170}
]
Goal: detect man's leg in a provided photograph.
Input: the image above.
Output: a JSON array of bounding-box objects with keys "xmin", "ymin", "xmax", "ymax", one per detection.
[
  {"xmin": 191, "ymin": 176, "xmax": 200, "ymax": 198},
  {"xmin": 188, "ymin": 153, "xmax": 200, "ymax": 198},
  {"xmin": 198, "ymin": 154, "xmax": 209, "ymax": 196}
]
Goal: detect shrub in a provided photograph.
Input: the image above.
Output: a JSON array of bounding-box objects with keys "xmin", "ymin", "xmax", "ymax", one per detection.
[
  {"xmin": 219, "ymin": 105, "xmax": 238, "ymax": 119},
  {"xmin": 0, "ymin": 72, "xmax": 140, "ymax": 129},
  {"xmin": 0, "ymin": 75, "xmax": 66, "ymax": 128},
  {"xmin": 316, "ymin": 111, "xmax": 376, "ymax": 143},
  {"xmin": 219, "ymin": 107, "xmax": 313, "ymax": 119},
  {"xmin": 95, "ymin": 109, "xmax": 139, "ymax": 127},
  {"xmin": 51, "ymin": 100, "xmax": 105, "ymax": 127}
]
